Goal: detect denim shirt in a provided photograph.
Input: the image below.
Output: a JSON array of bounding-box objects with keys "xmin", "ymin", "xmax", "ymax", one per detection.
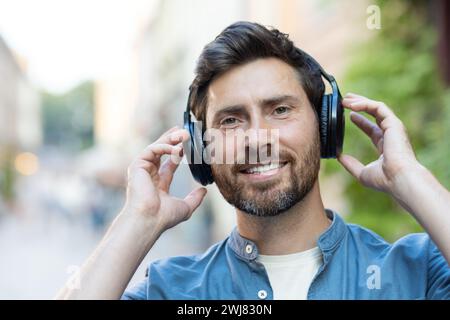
[{"xmin": 122, "ymin": 209, "xmax": 450, "ymax": 300}]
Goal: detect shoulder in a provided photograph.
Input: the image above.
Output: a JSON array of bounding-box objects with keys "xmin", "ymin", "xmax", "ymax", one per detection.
[
  {"xmin": 346, "ymin": 222, "xmax": 434, "ymax": 258},
  {"xmin": 122, "ymin": 238, "xmax": 230, "ymax": 300},
  {"xmin": 148, "ymin": 238, "xmax": 228, "ymax": 277},
  {"xmin": 344, "ymin": 223, "xmax": 448, "ymax": 281},
  {"xmin": 140, "ymin": 237, "xmax": 233, "ymax": 299},
  {"xmin": 325, "ymin": 218, "xmax": 449, "ymax": 299},
  {"xmin": 347, "ymin": 222, "xmax": 429, "ymax": 249}
]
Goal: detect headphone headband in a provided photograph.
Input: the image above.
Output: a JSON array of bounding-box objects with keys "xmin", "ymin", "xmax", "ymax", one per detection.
[{"xmin": 186, "ymin": 49, "xmax": 337, "ymax": 114}]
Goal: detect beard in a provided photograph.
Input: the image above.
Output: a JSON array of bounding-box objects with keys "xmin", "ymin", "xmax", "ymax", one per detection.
[{"xmin": 211, "ymin": 132, "xmax": 321, "ymax": 217}]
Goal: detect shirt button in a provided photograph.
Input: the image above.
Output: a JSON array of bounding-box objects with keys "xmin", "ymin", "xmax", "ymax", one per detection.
[
  {"xmin": 245, "ymin": 244, "xmax": 253, "ymax": 254},
  {"xmin": 258, "ymin": 290, "xmax": 267, "ymax": 299}
]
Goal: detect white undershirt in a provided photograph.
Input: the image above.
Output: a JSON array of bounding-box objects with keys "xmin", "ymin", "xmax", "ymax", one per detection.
[{"xmin": 257, "ymin": 247, "xmax": 323, "ymax": 300}]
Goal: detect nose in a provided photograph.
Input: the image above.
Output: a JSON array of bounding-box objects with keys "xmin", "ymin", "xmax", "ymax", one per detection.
[{"xmin": 244, "ymin": 114, "xmax": 278, "ymax": 163}]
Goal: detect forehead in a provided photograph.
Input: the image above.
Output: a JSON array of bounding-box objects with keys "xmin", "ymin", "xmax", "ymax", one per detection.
[{"xmin": 207, "ymin": 57, "xmax": 306, "ymax": 112}]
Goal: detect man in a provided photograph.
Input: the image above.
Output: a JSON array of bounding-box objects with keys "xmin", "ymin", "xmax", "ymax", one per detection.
[{"xmin": 56, "ymin": 21, "xmax": 450, "ymax": 300}]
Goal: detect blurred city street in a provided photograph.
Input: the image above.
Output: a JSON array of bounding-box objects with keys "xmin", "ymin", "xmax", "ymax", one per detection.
[
  {"xmin": 1, "ymin": 0, "xmax": 449, "ymax": 299},
  {"xmin": 0, "ymin": 149, "xmax": 212, "ymax": 299},
  {"xmin": 0, "ymin": 207, "xmax": 102, "ymax": 299},
  {"xmin": 0, "ymin": 206, "xmax": 213, "ymax": 299}
]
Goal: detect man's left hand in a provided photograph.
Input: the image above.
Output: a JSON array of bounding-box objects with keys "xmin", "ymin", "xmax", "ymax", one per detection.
[{"xmin": 337, "ymin": 93, "xmax": 420, "ymax": 195}]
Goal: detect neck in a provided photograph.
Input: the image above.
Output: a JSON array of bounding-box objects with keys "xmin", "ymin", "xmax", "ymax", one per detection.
[{"xmin": 236, "ymin": 180, "xmax": 330, "ymax": 255}]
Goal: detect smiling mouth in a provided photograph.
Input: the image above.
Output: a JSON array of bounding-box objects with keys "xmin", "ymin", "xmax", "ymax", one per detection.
[{"xmin": 239, "ymin": 161, "xmax": 288, "ymax": 176}]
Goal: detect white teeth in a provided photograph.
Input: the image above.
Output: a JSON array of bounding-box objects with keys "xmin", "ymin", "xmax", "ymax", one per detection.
[{"xmin": 245, "ymin": 163, "xmax": 283, "ymax": 174}]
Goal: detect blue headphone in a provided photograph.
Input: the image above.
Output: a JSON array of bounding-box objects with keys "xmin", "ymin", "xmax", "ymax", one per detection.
[{"xmin": 183, "ymin": 50, "xmax": 344, "ymax": 186}]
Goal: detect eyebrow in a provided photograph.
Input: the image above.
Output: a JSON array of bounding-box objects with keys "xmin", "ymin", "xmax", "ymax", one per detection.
[
  {"xmin": 259, "ymin": 94, "xmax": 301, "ymax": 107},
  {"xmin": 212, "ymin": 94, "xmax": 301, "ymax": 123}
]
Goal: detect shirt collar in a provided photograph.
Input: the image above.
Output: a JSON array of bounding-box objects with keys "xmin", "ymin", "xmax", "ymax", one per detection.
[{"xmin": 227, "ymin": 209, "xmax": 347, "ymax": 261}]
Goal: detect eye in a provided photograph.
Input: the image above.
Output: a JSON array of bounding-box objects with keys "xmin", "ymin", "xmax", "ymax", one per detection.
[
  {"xmin": 273, "ymin": 105, "xmax": 289, "ymax": 115},
  {"xmin": 221, "ymin": 117, "xmax": 238, "ymax": 126}
]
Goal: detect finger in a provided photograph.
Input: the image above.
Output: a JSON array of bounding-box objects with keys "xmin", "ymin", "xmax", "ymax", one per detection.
[
  {"xmin": 342, "ymin": 96, "xmax": 364, "ymax": 104},
  {"xmin": 342, "ymin": 97, "xmax": 366, "ymax": 110},
  {"xmin": 183, "ymin": 187, "xmax": 207, "ymax": 217},
  {"xmin": 154, "ymin": 126, "xmax": 181, "ymax": 145},
  {"xmin": 158, "ymin": 148, "xmax": 183, "ymax": 191},
  {"xmin": 342, "ymin": 99, "xmax": 399, "ymax": 131},
  {"xmin": 349, "ymin": 111, "xmax": 384, "ymax": 153},
  {"xmin": 155, "ymin": 128, "xmax": 190, "ymax": 145},
  {"xmin": 139, "ymin": 143, "xmax": 182, "ymax": 164},
  {"xmin": 128, "ymin": 158, "xmax": 159, "ymax": 180},
  {"xmin": 338, "ymin": 154, "xmax": 364, "ymax": 180}
]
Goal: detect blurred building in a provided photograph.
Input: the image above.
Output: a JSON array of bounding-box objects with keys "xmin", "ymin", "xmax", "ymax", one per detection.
[
  {"xmin": 0, "ymin": 35, "xmax": 41, "ymax": 210},
  {"xmin": 94, "ymin": 63, "xmax": 139, "ymax": 151},
  {"xmin": 0, "ymin": 35, "xmax": 41, "ymax": 152}
]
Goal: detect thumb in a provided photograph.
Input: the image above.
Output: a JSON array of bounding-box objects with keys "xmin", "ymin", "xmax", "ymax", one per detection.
[
  {"xmin": 338, "ymin": 153, "xmax": 364, "ymax": 180},
  {"xmin": 183, "ymin": 187, "xmax": 207, "ymax": 217}
]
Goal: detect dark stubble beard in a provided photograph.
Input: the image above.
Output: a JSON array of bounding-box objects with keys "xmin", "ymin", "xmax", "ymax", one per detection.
[{"xmin": 211, "ymin": 132, "xmax": 321, "ymax": 217}]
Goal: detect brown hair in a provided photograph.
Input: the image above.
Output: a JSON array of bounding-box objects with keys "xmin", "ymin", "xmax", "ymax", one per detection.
[{"xmin": 189, "ymin": 21, "xmax": 325, "ymax": 126}]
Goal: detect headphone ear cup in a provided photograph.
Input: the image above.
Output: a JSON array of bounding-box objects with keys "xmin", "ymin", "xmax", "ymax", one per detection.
[
  {"xmin": 334, "ymin": 93, "xmax": 344, "ymax": 157},
  {"xmin": 183, "ymin": 120, "xmax": 214, "ymax": 186},
  {"xmin": 194, "ymin": 122, "xmax": 213, "ymax": 185},
  {"xmin": 320, "ymin": 94, "xmax": 331, "ymax": 158},
  {"xmin": 183, "ymin": 121, "xmax": 196, "ymax": 170}
]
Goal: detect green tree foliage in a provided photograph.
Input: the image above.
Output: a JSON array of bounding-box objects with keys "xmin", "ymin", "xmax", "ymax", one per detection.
[
  {"xmin": 41, "ymin": 81, "xmax": 94, "ymax": 152},
  {"xmin": 327, "ymin": 0, "xmax": 450, "ymax": 241},
  {"xmin": 0, "ymin": 146, "xmax": 16, "ymax": 202}
]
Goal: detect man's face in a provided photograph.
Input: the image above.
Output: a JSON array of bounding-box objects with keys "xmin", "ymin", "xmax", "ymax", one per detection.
[{"xmin": 205, "ymin": 57, "xmax": 321, "ymax": 217}]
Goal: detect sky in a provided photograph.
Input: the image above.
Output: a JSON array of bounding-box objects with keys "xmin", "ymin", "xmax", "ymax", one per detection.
[{"xmin": 0, "ymin": 0, "xmax": 155, "ymax": 93}]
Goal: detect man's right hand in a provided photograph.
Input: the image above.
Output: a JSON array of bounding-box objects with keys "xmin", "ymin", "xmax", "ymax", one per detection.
[
  {"xmin": 123, "ymin": 126, "xmax": 207, "ymax": 232},
  {"xmin": 56, "ymin": 126, "xmax": 207, "ymax": 300}
]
